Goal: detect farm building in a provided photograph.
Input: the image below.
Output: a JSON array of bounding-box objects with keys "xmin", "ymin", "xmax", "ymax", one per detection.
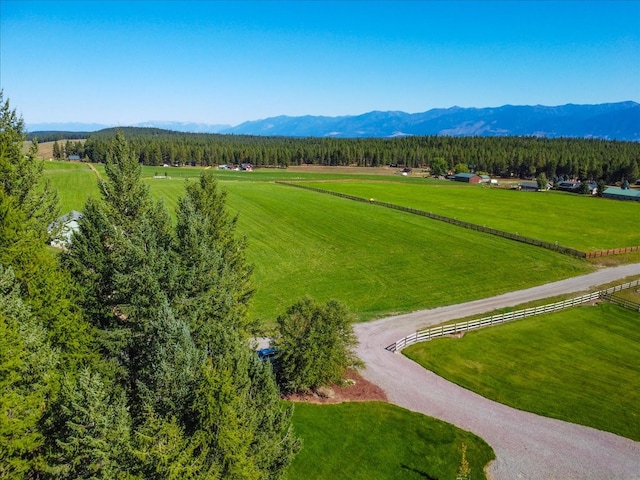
[
  {"xmin": 453, "ymin": 173, "xmax": 481, "ymax": 183},
  {"xmin": 517, "ymin": 181, "xmax": 539, "ymax": 192},
  {"xmin": 48, "ymin": 210, "xmax": 83, "ymax": 248},
  {"xmin": 557, "ymin": 181, "xmax": 581, "ymax": 192},
  {"xmin": 602, "ymin": 187, "xmax": 640, "ymax": 202}
]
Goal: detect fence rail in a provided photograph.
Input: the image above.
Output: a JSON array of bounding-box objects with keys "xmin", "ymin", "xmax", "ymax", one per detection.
[
  {"xmin": 600, "ymin": 294, "xmax": 640, "ymax": 312},
  {"xmin": 277, "ymin": 181, "xmax": 640, "ymax": 259},
  {"xmin": 386, "ymin": 280, "xmax": 640, "ymax": 353}
]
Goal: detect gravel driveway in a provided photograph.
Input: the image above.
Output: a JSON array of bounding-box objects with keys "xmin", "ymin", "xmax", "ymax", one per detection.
[{"xmin": 355, "ymin": 263, "xmax": 640, "ymax": 480}]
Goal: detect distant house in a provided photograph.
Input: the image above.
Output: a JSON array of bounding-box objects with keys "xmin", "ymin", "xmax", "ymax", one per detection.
[
  {"xmin": 517, "ymin": 181, "xmax": 539, "ymax": 192},
  {"xmin": 48, "ymin": 211, "xmax": 83, "ymax": 248},
  {"xmin": 453, "ymin": 173, "xmax": 481, "ymax": 183},
  {"xmin": 602, "ymin": 187, "xmax": 640, "ymax": 202},
  {"xmin": 557, "ymin": 181, "xmax": 581, "ymax": 192},
  {"xmin": 68, "ymin": 155, "xmax": 81, "ymax": 161},
  {"xmin": 240, "ymin": 163, "xmax": 253, "ymax": 171},
  {"xmin": 479, "ymin": 175, "xmax": 491, "ymax": 183}
]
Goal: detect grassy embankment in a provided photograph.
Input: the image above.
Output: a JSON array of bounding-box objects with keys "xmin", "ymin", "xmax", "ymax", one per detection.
[{"xmin": 404, "ymin": 302, "xmax": 640, "ymax": 441}]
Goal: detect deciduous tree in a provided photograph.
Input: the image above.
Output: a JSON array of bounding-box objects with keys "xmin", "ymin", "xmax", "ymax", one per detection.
[{"xmin": 274, "ymin": 297, "xmax": 360, "ymax": 392}]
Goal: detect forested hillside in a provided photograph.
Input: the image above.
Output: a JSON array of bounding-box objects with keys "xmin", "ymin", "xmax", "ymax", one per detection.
[{"xmin": 56, "ymin": 127, "xmax": 640, "ymax": 183}]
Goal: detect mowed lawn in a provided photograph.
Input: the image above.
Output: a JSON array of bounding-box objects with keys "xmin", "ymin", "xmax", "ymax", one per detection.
[
  {"xmin": 303, "ymin": 181, "xmax": 640, "ymax": 251},
  {"xmin": 43, "ymin": 163, "xmax": 595, "ymax": 323},
  {"xmin": 220, "ymin": 181, "xmax": 592, "ymax": 323},
  {"xmin": 42, "ymin": 161, "xmax": 100, "ymax": 214},
  {"xmin": 403, "ymin": 302, "xmax": 640, "ymax": 441},
  {"xmin": 289, "ymin": 402, "xmax": 494, "ymax": 480}
]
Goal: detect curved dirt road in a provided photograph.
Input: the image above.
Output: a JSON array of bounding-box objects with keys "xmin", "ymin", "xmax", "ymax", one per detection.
[{"xmin": 355, "ymin": 263, "xmax": 640, "ymax": 480}]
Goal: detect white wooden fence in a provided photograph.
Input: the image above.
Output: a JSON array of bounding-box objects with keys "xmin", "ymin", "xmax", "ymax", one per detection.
[{"xmin": 386, "ymin": 280, "xmax": 640, "ymax": 353}]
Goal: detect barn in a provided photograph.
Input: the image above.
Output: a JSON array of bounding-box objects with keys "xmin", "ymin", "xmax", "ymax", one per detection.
[
  {"xmin": 453, "ymin": 173, "xmax": 481, "ymax": 183},
  {"xmin": 602, "ymin": 187, "xmax": 640, "ymax": 202}
]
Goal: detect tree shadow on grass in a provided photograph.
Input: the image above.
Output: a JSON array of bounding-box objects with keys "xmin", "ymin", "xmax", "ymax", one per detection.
[{"xmin": 400, "ymin": 464, "xmax": 439, "ymax": 480}]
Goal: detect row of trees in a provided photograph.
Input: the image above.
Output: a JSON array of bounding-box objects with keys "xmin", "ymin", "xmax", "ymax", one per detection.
[
  {"xmin": 52, "ymin": 139, "xmax": 85, "ymax": 160},
  {"xmin": 2, "ymin": 92, "xmax": 308, "ymax": 479},
  {"xmin": 74, "ymin": 127, "xmax": 640, "ymax": 183}
]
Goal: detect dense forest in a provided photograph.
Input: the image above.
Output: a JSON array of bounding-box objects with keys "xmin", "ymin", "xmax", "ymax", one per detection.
[{"xmin": 48, "ymin": 126, "xmax": 640, "ymax": 183}]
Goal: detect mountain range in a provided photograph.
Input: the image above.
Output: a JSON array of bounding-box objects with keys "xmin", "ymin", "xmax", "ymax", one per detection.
[{"xmin": 27, "ymin": 101, "xmax": 640, "ymax": 140}]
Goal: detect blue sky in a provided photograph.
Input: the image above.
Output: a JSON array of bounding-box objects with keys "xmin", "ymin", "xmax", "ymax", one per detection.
[{"xmin": 1, "ymin": 0, "xmax": 639, "ymax": 126}]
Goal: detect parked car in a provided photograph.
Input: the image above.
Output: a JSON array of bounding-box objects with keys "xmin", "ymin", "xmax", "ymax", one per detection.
[{"xmin": 257, "ymin": 347, "xmax": 278, "ymax": 363}]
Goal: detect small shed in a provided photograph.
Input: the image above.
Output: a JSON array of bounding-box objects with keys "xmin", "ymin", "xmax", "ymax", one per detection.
[{"xmin": 453, "ymin": 173, "xmax": 481, "ymax": 183}]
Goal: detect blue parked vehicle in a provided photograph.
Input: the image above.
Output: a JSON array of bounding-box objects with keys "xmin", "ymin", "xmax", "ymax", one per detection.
[{"xmin": 257, "ymin": 347, "xmax": 278, "ymax": 363}]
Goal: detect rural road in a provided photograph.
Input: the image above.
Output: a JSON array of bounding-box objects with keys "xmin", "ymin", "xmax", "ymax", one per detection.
[{"xmin": 355, "ymin": 262, "xmax": 640, "ymax": 480}]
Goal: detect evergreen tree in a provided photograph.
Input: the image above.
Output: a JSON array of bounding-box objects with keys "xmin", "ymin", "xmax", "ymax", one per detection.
[
  {"xmin": 192, "ymin": 328, "xmax": 299, "ymax": 480},
  {"xmin": 0, "ymin": 265, "xmax": 58, "ymax": 478},
  {"xmin": 174, "ymin": 172, "xmax": 255, "ymax": 345},
  {"xmin": 53, "ymin": 140, "xmax": 62, "ymax": 160},
  {"xmin": 0, "ymin": 90, "xmax": 59, "ymax": 233},
  {"xmin": 63, "ymin": 134, "xmax": 299, "ymax": 478},
  {"xmin": 42, "ymin": 369, "xmax": 134, "ymax": 480}
]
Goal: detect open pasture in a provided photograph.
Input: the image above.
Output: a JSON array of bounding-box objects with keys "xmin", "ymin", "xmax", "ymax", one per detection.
[
  {"xmin": 42, "ymin": 161, "xmax": 100, "ymax": 214},
  {"xmin": 43, "ymin": 162, "xmax": 595, "ymax": 323},
  {"xmin": 289, "ymin": 401, "xmax": 494, "ymax": 480},
  {"xmin": 403, "ymin": 302, "xmax": 640, "ymax": 441},
  {"xmin": 301, "ymin": 181, "xmax": 640, "ymax": 252},
  {"xmin": 222, "ymin": 181, "xmax": 593, "ymax": 323}
]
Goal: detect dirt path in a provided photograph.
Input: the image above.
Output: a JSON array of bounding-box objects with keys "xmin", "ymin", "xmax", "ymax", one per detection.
[{"xmin": 355, "ymin": 263, "xmax": 640, "ymax": 480}]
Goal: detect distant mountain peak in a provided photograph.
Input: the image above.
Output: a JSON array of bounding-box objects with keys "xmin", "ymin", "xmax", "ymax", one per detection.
[
  {"xmin": 27, "ymin": 101, "xmax": 639, "ymax": 140},
  {"xmin": 220, "ymin": 102, "xmax": 639, "ymax": 140}
]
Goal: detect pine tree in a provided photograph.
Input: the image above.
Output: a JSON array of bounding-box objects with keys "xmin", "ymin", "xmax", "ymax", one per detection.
[
  {"xmin": 174, "ymin": 172, "xmax": 255, "ymax": 345},
  {"xmin": 0, "ymin": 265, "xmax": 58, "ymax": 478},
  {"xmin": 0, "ymin": 90, "xmax": 59, "ymax": 233},
  {"xmin": 62, "ymin": 135, "xmax": 299, "ymax": 478},
  {"xmin": 42, "ymin": 369, "xmax": 134, "ymax": 480}
]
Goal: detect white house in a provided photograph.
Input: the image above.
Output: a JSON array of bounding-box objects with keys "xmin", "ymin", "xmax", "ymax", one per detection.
[{"xmin": 48, "ymin": 211, "xmax": 83, "ymax": 249}]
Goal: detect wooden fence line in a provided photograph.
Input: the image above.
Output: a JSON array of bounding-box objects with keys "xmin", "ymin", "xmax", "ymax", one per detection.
[
  {"xmin": 600, "ymin": 294, "xmax": 640, "ymax": 312},
  {"xmin": 277, "ymin": 182, "xmax": 639, "ymax": 259},
  {"xmin": 386, "ymin": 279, "xmax": 640, "ymax": 353}
]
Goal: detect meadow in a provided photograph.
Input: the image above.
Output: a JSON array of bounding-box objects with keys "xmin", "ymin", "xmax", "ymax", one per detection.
[
  {"xmin": 301, "ymin": 180, "xmax": 640, "ymax": 252},
  {"xmin": 43, "ymin": 162, "xmax": 596, "ymax": 324},
  {"xmin": 288, "ymin": 402, "xmax": 494, "ymax": 480},
  {"xmin": 403, "ymin": 302, "xmax": 640, "ymax": 441}
]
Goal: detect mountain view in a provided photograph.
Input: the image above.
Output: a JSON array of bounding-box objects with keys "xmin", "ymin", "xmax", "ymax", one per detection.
[{"xmin": 28, "ymin": 101, "xmax": 639, "ymax": 141}]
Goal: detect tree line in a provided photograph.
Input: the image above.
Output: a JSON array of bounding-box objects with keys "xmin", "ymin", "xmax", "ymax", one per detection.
[{"xmin": 54, "ymin": 127, "xmax": 640, "ymax": 183}]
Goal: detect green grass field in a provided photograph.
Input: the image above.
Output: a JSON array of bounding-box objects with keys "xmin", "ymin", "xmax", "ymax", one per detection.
[
  {"xmin": 43, "ymin": 162, "xmax": 597, "ymax": 324},
  {"xmin": 42, "ymin": 161, "xmax": 100, "ymax": 214},
  {"xmin": 302, "ymin": 180, "xmax": 640, "ymax": 251},
  {"xmin": 289, "ymin": 402, "xmax": 494, "ymax": 480},
  {"xmin": 403, "ymin": 302, "xmax": 640, "ymax": 441}
]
